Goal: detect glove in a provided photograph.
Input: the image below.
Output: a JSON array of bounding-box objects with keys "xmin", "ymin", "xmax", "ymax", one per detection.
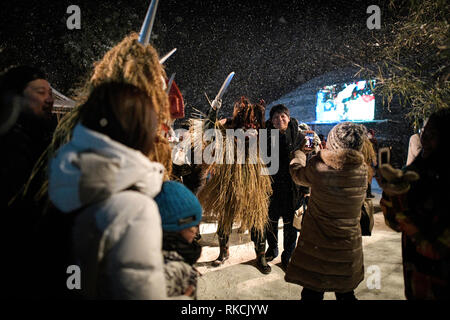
[
  {"xmin": 290, "ymin": 149, "xmax": 307, "ymax": 167},
  {"xmin": 378, "ymin": 164, "xmax": 420, "ymax": 195},
  {"xmin": 218, "ymin": 118, "xmax": 227, "ymax": 126}
]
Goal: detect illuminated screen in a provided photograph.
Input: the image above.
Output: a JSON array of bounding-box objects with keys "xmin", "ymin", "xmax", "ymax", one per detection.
[{"xmin": 315, "ymin": 80, "xmax": 376, "ymax": 122}]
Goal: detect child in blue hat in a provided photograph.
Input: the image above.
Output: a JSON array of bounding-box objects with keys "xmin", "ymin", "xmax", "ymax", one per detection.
[{"xmin": 154, "ymin": 181, "xmax": 203, "ymax": 298}]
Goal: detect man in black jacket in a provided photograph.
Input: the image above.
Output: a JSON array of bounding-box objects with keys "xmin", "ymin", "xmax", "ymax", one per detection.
[
  {"xmin": 0, "ymin": 66, "xmax": 57, "ymax": 298},
  {"xmin": 265, "ymin": 104, "xmax": 306, "ymax": 270}
]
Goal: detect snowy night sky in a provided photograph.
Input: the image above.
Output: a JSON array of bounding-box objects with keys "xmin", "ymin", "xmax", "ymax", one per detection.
[
  {"xmin": 1, "ymin": 0, "xmax": 415, "ymax": 166},
  {"xmin": 0, "ymin": 0, "xmax": 395, "ymax": 117}
]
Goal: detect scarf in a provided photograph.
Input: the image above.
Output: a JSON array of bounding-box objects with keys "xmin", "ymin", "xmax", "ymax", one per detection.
[{"xmin": 162, "ymin": 231, "xmax": 202, "ymax": 265}]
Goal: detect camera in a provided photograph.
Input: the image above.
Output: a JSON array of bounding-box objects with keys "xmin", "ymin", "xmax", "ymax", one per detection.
[
  {"xmin": 378, "ymin": 147, "xmax": 390, "ymax": 166},
  {"xmin": 304, "ymin": 131, "xmax": 315, "ymax": 149}
]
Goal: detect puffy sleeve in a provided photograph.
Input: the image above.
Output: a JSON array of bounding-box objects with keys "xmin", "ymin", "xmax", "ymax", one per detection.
[
  {"xmin": 289, "ymin": 150, "xmax": 314, "ymax": 187},
  {"xmin": 105, "ymin": 197, "xmax": 191, "ymax": 299}
]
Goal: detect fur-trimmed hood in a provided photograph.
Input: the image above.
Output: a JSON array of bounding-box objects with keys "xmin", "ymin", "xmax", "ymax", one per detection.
[
  {"xmin": 49, "ymin": 123, "xmax": 164, "ymax": 213},
  {"xmin": 319, "ymin": 148, "xmax": 365, "ymax": 170}
]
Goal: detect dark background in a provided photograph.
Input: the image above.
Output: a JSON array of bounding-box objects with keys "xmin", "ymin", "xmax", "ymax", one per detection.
[
  {"xmin": 0, "ymin": 0, "xmax": 400, "ymax": 114},
  {"xmin": 0, "ymin": 0, "xmax": 412, "ymax": 166}
]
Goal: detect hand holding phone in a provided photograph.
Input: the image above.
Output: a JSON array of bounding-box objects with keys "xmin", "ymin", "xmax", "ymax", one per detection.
[
  {"xmin": 303, "ymin": 130, "xmax": 316, "ymax": 151},
  {"xmin": 378, "ymin": 147, "xmax": 390, "ymax": 167},
  {"xmin": 376, "ymin": 147, "xmax": 420, "ymax": 195},
  {"xmin": 376, "ymin": 147, "xmax": 390, "ymax": 185}
]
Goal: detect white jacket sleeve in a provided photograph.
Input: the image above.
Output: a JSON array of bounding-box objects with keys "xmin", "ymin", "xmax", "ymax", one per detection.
[
  {"xmin": 406, "ymin": 134, "xmax": 422, "ymax": 166},
  {"xmin": 105, "ymin": 197, "xmax": 190, "ymax": 300}
]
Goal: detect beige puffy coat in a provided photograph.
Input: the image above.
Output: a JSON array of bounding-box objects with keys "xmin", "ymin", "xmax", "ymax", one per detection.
[{"xmin": 285, "ymin": 148, "xmax": 367, "ymax": 293}]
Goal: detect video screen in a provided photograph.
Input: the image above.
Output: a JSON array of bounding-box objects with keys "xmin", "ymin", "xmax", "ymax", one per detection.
[{"xmin": 315, "ymin": 80, "xmax": 376, "ymax": 123}]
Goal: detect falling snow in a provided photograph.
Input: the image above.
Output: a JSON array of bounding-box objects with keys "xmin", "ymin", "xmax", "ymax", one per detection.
[{"xmin": 0, "ymin": 0, "xmax": 414, "ymax": 165}]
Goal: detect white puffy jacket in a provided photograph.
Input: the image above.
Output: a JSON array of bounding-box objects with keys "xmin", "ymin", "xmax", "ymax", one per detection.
[{"xmin": 49, "ymin": 123, "xmax": 187, "ymax": 299}]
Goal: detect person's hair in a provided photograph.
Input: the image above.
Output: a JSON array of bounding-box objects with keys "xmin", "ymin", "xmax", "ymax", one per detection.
[
  {"xmin": 231, "ymin": 96, "xmax": 265, "ymax": 129},
  {"xmin": 0, "ymin": 65, "xmax": 46, "ymax": 95},
  {"xmin": 89, "ymin": 33, "xmax": 169, "ymax": 124},
  {"xmin": 78, "ymin": 82, "xmax": 157, "ymax": 156},
  {"xmin": 426, "ymin": 107, "xmax": 450, "ymax": 152},
  {"xmin": 269, "ymin": 104, "xmax": 290, "ymax": 120}
]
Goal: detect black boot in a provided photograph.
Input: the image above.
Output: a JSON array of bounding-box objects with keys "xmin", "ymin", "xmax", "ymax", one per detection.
[
  {"xmin": 335, "ymin": 291, "xmax": 357, "ymax": 301},
  {"xmin": 265, "ymin": 247, "xmax": 278, "ymax": 262},
  {"xmin": 255, "ymin": 242, "xmax": 271, "ymax": 274},
  {"xmin": 212, "ymin": 235, "xmax": 229, "ymax": 267},
  {"xmin": 256, "ymin": 253, "xmax": 271, "ymax": 274}
]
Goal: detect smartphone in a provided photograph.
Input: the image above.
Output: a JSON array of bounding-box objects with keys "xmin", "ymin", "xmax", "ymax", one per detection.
[
  {"xmin": 378, "ymin": 147, "xmax": 390, "ymax": 166},
  {"xmin": 304, "ymin": 131, "xmax": 315, "ymax": 149}
]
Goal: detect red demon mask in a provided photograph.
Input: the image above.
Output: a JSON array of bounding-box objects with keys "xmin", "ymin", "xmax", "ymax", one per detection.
[{"xmin": 168, "ymin": 79, "xmax": 185, "ymax": 119}]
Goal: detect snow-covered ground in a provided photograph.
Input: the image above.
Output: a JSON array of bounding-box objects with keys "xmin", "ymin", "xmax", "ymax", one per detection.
[{"xmin": 195, "ymin": 180, "xmax": 405, "ymax": 300}]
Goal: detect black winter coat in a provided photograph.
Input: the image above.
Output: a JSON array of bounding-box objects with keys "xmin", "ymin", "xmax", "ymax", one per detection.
[
  {"xmin": 265, "ymin": 118, "xmax": 306, "ymax": 210},
  {"xmin": 0, "ymin": 112, "xmax": 57, "ymax": 298}
]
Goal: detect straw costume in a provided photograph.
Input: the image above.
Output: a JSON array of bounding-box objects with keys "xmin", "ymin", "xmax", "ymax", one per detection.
[
  {"xmin": 53, "ymin": 34, "xmax": 172, "ymax": 173},
  {"xmin": 27, "ymin": 1, "xmax": 181, "ymax": 202},
  {"xmin": 196, "ymin": 97, "xmax": 273, "ymax": 274}
]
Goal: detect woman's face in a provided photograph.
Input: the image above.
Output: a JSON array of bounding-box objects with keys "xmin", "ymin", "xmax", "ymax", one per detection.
[
  {"xmin": 271, "ymin": 112, "xmax": 290, "ymax": 132},
  {"xmin": 420, "ymin": 120, "xmax": 439, "ymax": 159},
  {"xmin": 179, "ymin": 225, "xmax": 199, "ymax": 244},
  {"xmin": 22, "ymin": 79, "xmax": 54, "ymax": 120}
]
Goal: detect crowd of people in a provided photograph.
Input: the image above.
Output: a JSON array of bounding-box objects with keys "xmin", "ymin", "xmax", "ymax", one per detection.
[{"xmin": 1, "ymin": 33, "xmax": 449, "ymax": 300}]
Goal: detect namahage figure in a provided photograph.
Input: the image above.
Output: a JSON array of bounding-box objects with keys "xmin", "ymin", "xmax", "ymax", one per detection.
[
  {"xmin": 27, "ymin": 0, "xmax": 184, "ymax": 201},
  {"xmin": 27, "ymin": 31, "xmax": 181, "ymax": 205},
  {"xmin": 51, "ymin": 33, "xmax": 174, "ymax": 176},
  {"xmin": 196, "ymin": 96, "xmax": 273, "ymax": 274}
]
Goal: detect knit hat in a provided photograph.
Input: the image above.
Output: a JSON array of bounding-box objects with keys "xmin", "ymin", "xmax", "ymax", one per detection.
[
  {"xmin": 327, "ymin": 122, "xmax": 366, "ymax": 151},
  {"xmin": 154, "ymin": 181, "xmax": 203, "ymax": 232}
]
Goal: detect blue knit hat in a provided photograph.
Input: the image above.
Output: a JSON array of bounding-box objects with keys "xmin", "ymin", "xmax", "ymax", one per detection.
[{"xmin": 154, "ymin": 181, "xmax": 203, "ymax": 232}]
